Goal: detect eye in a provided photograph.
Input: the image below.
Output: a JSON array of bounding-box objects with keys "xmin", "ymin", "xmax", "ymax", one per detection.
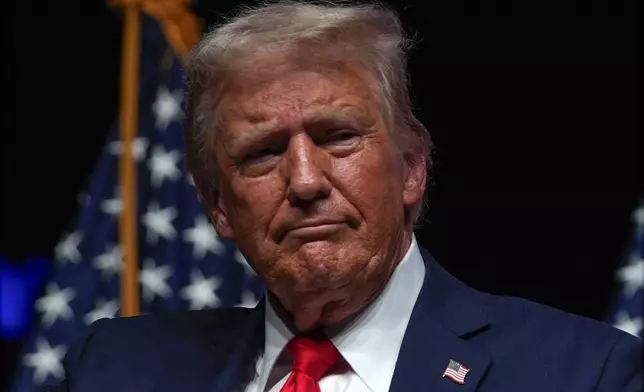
[
  {"xmin": 324, "ymin": 130, "xmax": 360, "ymax": 146},
  {"xmin": 242, "ymin": 146, "xmax": 282, "ymax": 164}
]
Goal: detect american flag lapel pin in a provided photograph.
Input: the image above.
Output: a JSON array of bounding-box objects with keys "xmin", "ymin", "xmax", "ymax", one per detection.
[{"xmin": 442, "ymin": 359, "xmax": 471, "ymax": 384}]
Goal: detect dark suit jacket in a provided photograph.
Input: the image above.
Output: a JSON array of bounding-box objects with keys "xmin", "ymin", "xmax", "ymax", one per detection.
[{"xmin": 52, "ymin": 248, "xmax": 642, "ymax": 392}]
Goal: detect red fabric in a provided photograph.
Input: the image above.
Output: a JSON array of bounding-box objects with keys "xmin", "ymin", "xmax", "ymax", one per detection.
[{"xmin": 280, "ymin": 335, "xmax": 343, "ymax": 392}]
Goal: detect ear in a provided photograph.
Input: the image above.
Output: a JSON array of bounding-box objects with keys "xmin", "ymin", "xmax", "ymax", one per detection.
[
  {"xmin": 402, "ymin": 152, "xmax": 427, "ymax": 208},
  {"xmin": 210, "ymin": 194, "xmax": 234, "ymax": 240},
  {"xmin": 195, "ymin": 176, "xmax": 234, "ymax": 240}
]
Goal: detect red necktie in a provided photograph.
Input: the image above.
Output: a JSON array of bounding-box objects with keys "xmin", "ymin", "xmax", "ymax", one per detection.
[{"xmin": 280, "ymin": 335, "xmax": 342, "ymax": 392}]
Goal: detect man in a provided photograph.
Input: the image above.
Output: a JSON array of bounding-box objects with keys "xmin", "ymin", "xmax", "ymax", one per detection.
[{"xmin": 55, "ymin": 1, "xmax": 641, "ymax": 391}]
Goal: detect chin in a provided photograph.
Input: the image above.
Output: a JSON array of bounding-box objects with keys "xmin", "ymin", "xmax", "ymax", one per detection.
[{"xmin": 294, "ymin": 238, "xmax": 342, "ymax": 257}]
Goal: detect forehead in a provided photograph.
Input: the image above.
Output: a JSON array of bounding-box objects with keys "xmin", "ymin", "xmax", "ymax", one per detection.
[{"xmin": 217, "ymin": 59, "xmax": 381, "ymax": 134}]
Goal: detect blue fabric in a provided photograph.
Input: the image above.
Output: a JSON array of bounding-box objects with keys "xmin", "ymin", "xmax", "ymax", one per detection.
[{"xmin": 49, "ymin": 248, "xmax": 643, "ymax": 392}]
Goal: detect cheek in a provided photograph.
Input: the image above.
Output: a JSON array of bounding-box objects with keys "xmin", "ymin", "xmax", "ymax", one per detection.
[
  {"xmin": 224, "ymin": 177, "xmax": 286, "ymax": 275},
  {"xmin": 335, "ymin": 145, "xmax": 404, "ymax": 217},
  {"xmin": 226, "ymin": 175, "xmax": 285, "ymax": 235}
]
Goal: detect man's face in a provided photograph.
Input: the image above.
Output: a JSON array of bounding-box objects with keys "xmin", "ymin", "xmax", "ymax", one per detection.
[{"xmin": 208, "ymin": 60, "xmax": 425, "ymax": 330}]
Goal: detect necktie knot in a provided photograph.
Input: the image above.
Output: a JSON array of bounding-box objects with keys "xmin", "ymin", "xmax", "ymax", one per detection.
[{"xmin": 286, "ymin": 335, "xmax": 342, "ymax": 382}]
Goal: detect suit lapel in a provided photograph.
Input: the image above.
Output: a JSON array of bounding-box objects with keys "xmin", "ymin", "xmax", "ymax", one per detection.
[{"xmin": 389, "ymin": 248, "xmax": 492, "ymax": 392}]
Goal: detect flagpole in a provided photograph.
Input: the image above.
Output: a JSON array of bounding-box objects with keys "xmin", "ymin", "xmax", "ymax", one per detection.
[
  {"xmin": 118, "ymin": 4, "xmax": 142, "ymax": 317},
  {"xmin": 111, "ymin": 0, "xmax": 201, "ymax": 317}
]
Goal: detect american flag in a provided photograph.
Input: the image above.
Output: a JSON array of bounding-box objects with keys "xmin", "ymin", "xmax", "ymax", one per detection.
[
  {"xmin": 608, "ymin": 199, "xmax": 643, "ymax": 339},
  {"xmin": 10, "ymin": 16, "xmax": 264, "ymax": 391},
  {"xmin": 442, "ymin": 359, "xmax": 470, "ymax": 384}
]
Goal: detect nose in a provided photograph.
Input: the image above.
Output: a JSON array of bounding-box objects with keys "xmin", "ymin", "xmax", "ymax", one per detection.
[{"xmin": 285, "ymin": 135, "xmax": 332, "ymax": 205}]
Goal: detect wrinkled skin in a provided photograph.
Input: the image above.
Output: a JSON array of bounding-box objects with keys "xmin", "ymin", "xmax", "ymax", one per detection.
[{"xmin": 204, "ymin": 59, "xmax": 427, "ymax": 332}]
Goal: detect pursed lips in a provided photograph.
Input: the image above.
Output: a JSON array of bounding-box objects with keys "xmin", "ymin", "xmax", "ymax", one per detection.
[
  {"xmin": 291, "ymin": 219, "xmax": 345, "ymax": 230},
  {"xmin": 280, "ymin": 219, "xmax": 346, "ymax": 241}
]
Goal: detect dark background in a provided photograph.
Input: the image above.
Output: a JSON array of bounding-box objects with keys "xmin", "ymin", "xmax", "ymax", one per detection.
[{"xmin": 2, "ymin": 0, "xmax": 641, "ymax": 390}]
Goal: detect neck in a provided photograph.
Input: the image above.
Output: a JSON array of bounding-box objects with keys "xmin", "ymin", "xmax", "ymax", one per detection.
[{"xmin": 269, "ymin": 229, "xmax": 415, "ymax": 334}]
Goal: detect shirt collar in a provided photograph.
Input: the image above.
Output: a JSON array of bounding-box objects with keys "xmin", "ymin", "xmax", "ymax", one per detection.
[{"xmin": 258, "ymin": 235, "xmax": 426, "ymax": 392}]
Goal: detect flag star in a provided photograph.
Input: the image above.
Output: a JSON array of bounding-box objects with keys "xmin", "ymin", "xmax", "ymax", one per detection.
[
  {"xmin": 152, "ymin": 86, "xmax": 183, "ymax": 131},
  {"xmin": 54, "ymin": 232, "xmax": 83, "ymax": 264},
  {"xmin": 101, "ymin": 197, "xmax": 123, "ymax": 216},
  {"xmin": 180, "ymin": 270, "xmax": 221, "ymax": 310},
  {"xmin": 142, "ymin": 202, "xmax": 177, "ymax": 244},
  {"xmin": 186, "ymin": 173, "xmax": 195, "ymax": 187},
  {"xmin": 148, "ymin": 146, "xmax": 181, "ymax": 187},
  {"xmin": 616, "ymin": 256, "xmax": 644, "ymax": 297},
  {"xmin": 23, "ymin": 338, "xmax": 66, "ymax": 384},
  {"xmin": 140, "ymin": 258, "xmax": 173, "ymax": 303},
  {"xmin": 235, "ymin": 250, "xmax": 256, "ymax": 276},
  {"xmin": 107, "ymin": 137, "xmax": 149, "ymax": 162},
  {"xmin": 183, "ymin": 215, "xmax": 226, "ymax": 259},
  {"xmin": 236, "ymin": 290, "xmax": 259, "ymax": 308},
  {"xmin": 92, "ymin": 245, "xmax": 123, "ymax": 280},
  {"xmin": 613, "ymin": 311, "xmax": 642, "ymax": 337},
  {"xmin": 84, "ymin": 299, "xmax": 119, "ymax": 325},
  {"xmin": 101, "ymin": 188, "xmax": 123, "ymax": 216},
  {"xmin": 35, "ymin": 283, "xmax": 76, "ymax": 328}
]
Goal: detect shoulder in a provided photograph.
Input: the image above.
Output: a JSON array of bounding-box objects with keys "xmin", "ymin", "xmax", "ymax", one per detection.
[
  {"xmin": 53, "ymin": 308, "xmax": 259, "ymax": 391},
  {"xmin": 73, "ymin": 307, "xmax": 252, "ymax": 351},
  {"xmin": 62, "ymin": 307, "xmax": 252, "ymax": 372},
  {"xmin": 478, "ymin": 290, "xmax": 642, "ymax": 390},
  {"xmin": 487, "ymin": 291, "xmax": 638, "ymax": 347},
  {"xmin": 89, "ymin": 307, "xmax": 251, "ymax": 336},
  {"xmin": 424, "ymin": 250, "xmax": 637, "ymax": 349},
  {"xmin": 424, "ymin": 250, "xmax": 637, "ymax": 348}
]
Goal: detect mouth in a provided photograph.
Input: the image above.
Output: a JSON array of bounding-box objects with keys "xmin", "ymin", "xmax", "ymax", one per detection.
[{"xmin": 280, "ymin": 220, "xmax": 346, "ymax": 242}]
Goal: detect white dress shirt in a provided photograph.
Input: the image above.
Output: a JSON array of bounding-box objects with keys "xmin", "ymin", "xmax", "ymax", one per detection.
[{"xmin": 245, "ymin": 235, "xmax": 426, "ymax": 392}]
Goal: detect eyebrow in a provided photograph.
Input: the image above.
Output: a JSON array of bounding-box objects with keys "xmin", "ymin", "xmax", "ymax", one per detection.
[
  {"xmin": 224, "ymin": 119, "xmax": 280, "ymax": 157},
  {"xmin": 224, "ymin": 107, "xmax": 365, "ymax": 157}
]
